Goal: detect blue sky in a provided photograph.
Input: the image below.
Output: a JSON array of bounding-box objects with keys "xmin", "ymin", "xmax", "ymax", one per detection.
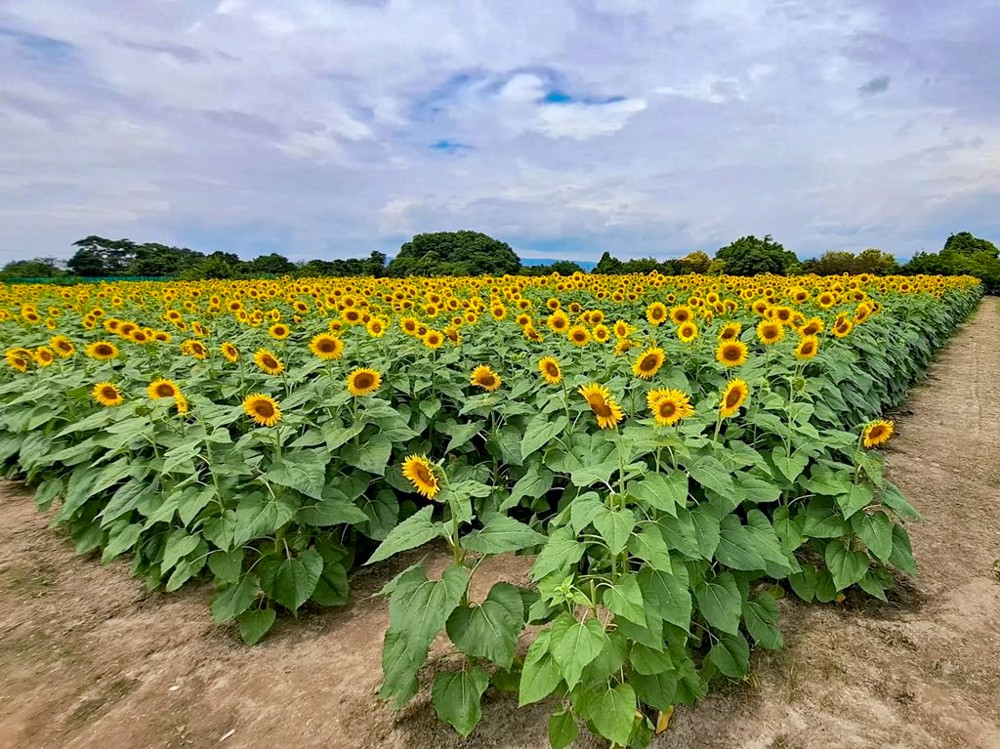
[{"xmin": 1, "ymin": 0, "xmax": 999, "ymax": 265}]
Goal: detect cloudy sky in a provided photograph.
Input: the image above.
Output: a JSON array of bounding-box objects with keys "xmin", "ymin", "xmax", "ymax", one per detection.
[{"xmin": 1, "ymin": 0, "xmax": 999, "ymax": 265}]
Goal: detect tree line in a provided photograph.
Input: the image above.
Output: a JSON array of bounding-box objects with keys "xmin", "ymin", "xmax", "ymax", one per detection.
[{"xmin": 2, "ymin": 230, "xmax": 996, "ymax": 293}]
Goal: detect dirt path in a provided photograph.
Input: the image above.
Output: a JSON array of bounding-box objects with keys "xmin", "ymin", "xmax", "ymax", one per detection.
[{"xmin": 2, "ymin": 299, "xmax": 999, "ymax": 749}]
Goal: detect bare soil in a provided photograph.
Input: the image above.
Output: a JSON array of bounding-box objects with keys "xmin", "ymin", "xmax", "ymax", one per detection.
[{"xmin": 2, "ymin": 299, "xmax": 999, "ymax": 749}]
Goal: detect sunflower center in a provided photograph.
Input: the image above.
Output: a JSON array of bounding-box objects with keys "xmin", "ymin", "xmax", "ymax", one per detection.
[
  {"xmin": 726, "ymin": 389, "xmax": 742, "ymax": 408},
  {"xmin": 156, "ymin": 384, "xmax": 175, "ymax": 397},
  {"xmin": 545, "ymin": 363, "xmax": 559, "ymax": 377},
  {"xmin": 355, "ymin": 373, "xmax": 374, "ymax": 389},
  {"xmin": 102, "ymin": 387, "xmax": 118, "ymax": 400},
  {"xmin": 658, "ymin": 401, "xmax": 677, "ymax": 418},
  {"xmin": 96, "ymin": 345, "xmax": 112, "ymax": 356},
  {"xmin": 254, "ymin": 401, "xmax": 275, "ymax": 418},
  {"xmin": 318, "ymin": 340, "xmax": 336, "ymax": 353},
  {"xmin": 724, "ymin": 346, "xmax": 740, "ymax": 361},
  {"xmin": 263, "ymin": 356, "xmax": 278, "ymax": 368},
  {"xmin": 801, "ymin": 342, "xmax": 815, "ymax": 355},
  {"xmin": 640, "ymin": 355, "xmax": 658, "ymax": 372},
  {"xmin": 414, "ymin": 465, "xmax": 434, "ymax": 485},
  {"xmin": 479, "ymin": 374, "xmax": 496, "ymax": 387},
  {"xmin": 869, "ymin": 426, "xmax": 885, "ymax": 440}
]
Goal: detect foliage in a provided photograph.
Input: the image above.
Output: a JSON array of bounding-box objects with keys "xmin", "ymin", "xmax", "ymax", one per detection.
[
  {"xmin": 714, "ymin": 235, "xmax": 799, "ymax": 276},
  {"xmin": 0, "ymin": 270, "xmax": 982, "ymax": 747},
  {"xmin": 804, "ymin": 248, "xmax": 899, "ymax": 276},
  {"xmin": 903, "ymin": 232, "xmax": 1000, "ymax": 294},
  {"xmin": 387, "ymin": 231, "xmax": 521, "ymax": 277}
]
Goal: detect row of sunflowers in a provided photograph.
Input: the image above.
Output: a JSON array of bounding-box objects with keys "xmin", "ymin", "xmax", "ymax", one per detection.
[{"xmin": 0, "ymin": 271, "xmax": 982, "ymax": 747}]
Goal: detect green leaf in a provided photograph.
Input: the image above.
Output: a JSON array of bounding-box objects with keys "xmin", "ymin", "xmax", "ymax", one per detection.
[
  {"xmin": 447, "ymin": 421, "xmax": 483, "ymax": 453},
  {"xmin": 519, "ymin": 630, "xmax": 561, "ymax": 706},
  {"xmin": 502, "ymin": 463, "xmax": 554, "ymax": 511},
  {"xmin": 461, "ymin": 515, "xmax": 547, "ymax": 555},
  {"xmin": 265, "ymin": 452, "xmax": 326, "ymax": 500},
  {"xmin": 577, "ymin": 682, "xmax": 637, "ymax": 746},
  {"xmin": 549, "ymin": 614, "xmax": 605, "ymax": 689},
  {"xmin": 852, "ymin": 511, "xmax": 894, "ymax": 561},
  {"xmin": 162, "ymin": 530, "xmax": 201, "ymax": 573},
  {"xmin": 321, "ymin": 420, "xmax": 366, "ymax": 450},
  {"xmin": 715, "ymin": 514, "xmax": 768, "ymax": 571},
  {"xmin": 592, "ymin": 504, "xmax": 635, "ymax": 555},
  {"xmin": 637, "ymin": 564, "xmax": 691, "ymax": 630},
  {"xmin": 694, "ymin": 571, "xmax": 742, "ymax": 634},
  {"xmin": 836, "ymin": 483, "xmax": 873, "ymax": 520},
  {"xmin": 100, "ymin": 522, "xmax": 142, "ymax": 564},
  {"xmin": 802, "ymin": 498, "xmax": 850, "ymax": 538},
  {"xmin": 431, "ymin": 666, "xmax": 489, "ymax": 738},
  {"xmin": 631, "ymin": 471, "xmax": 687, "ymax": 515},
  {"xmin": 365, "ymin": 505, "xmax": 442, "ymax": 565},
  {"xmin": 298, "ymin": 488, "xmax": 370, "ymax": 527},
  {"xmin": 688, "ymin": 454, "xmax": 735, "ymax": 496},
  {"xmin": 530, "ymin": 526, "xmax": 585, "ymax": 580},
  {"xmin": 208, "ymin": 548, "xmax": 244, "ymax": 584},
  {"xmin": 888, "ymin": 524, "xmax": 918, "ymax": 575},
  {"xmin": 879, "ymin": 481, "xmax": 923, "ymax": 520},
  {"xmin": 742, "ymin": 593, "xmax": 783, "ymax": 649},
  {"xmin": 259, "ymin": 548, "xmax": 324, "ymax": 612},
  {"xmin": 548, "ymin": 711, "xmax": 579, "ymax": 749},
  {"xmin": 707, "ymin": 632, "xmax": 750, "ymax": 678},
  {"xmin": 627, "ymin": 525, "xmax": 673, "ymax": 572},
  {"xmin": 446, "ymin": 583, "xmax": 524, "ymax": 669},
  {"xmin": 238, "ymin": 608, "xmax": 276, "ymax": 645},
  {"xmin": 520, "ymin": 415, "xmax": 567, "ymax": 460},
  {"xmin": 603, "ymin": 573, "xmax": 646, "ymax": 627},
  {"xmin": 630, "ymin": 669, "xmax": 678, "ymax": 711},
  {"xmin": 342, "ymin": 434, "xmax": 393, "ymax": 475},
  {"xmin": 771, "ymin": 446, "xmax": 808, "ymax": 484},
  {"xmin": 389, "ymin": 564, "xmax": 468, "ymax": 653},
  {"xmin": 379, "ymin": 628, "xmax": 423, "ymax": 708},
  {"xmin": 211, "ymin": 574, "xmax": 258, "ymax": 622},
  {"xmin": 824, "ymin": 540, "xmax": 869, "ymax": 591},
  {"xmin": 233, "ymin": 496, "xmax": 296, "ymax": 548},
  {"xmin": 788, "ymin": 565, "xmax": 818, "ymax": 602}
]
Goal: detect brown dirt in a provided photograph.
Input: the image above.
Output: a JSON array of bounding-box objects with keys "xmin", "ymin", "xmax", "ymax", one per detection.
[{"xmin": 1, "ymin": 298, "xmax": 999, "ymax": 749}]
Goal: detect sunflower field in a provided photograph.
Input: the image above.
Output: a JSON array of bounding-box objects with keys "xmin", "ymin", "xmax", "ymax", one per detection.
[{"xmin": 0, "ymin": 271, "xmax": 982, "ymax": 747}]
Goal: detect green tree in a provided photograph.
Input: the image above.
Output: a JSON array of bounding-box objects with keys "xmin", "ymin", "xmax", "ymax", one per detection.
[
  {"xmin": 388, "ymin": 231, "xmax": 520, "ymax": 277},
  {"xmin": 943, "ymin": 231, "xmax": 998, "ymax": 257},
  {"xmin": 679, "ymin": 251, "xmax": 711, "ymax": 274},
  {"xmin": 714, "ymin": 235, "xmax": 798, "ymax": 276},
  {"xmin": 0, "ymin": 257, "xmax": 66, "ymax": 280},
  {"xmin": 249, "ymin": 253, "xmax": 296, "ymax": 275},
  {"xmin": 594, "ymin": 251, "xmax": 623, "ymax": 275}
]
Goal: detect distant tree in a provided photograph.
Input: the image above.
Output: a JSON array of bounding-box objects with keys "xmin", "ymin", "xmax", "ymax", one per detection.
[
  {"xmin": 70, "ymin": 236, "xmax": 136, "ymax": 274},
  {"xmin": 679, "ymin": 251, "xmax": 711, "ymax": 274},
  {"xmin": 66, "ymin": 248, "xmax": 108, "ymax": 276},
  {"xmin": 707, "ymin": 259, "xmax": 726, "ymax": 276},
  {"xmin": 0, "ymin": 257, "xmax": 66, "ymax": 279},
  {"xmin": 811, "ymin": 251, "xmax": 860, "ymax": 276},
  {"xmin": 943, "ymin": 231, "xmax": 998, "ymax": 257},
  {"xmin": 856, "ymin": 248, "xmax": 899, "ymax": 275},
  {"xmin": 388, "ymin": 231, "xmax": 520, "ymax": 276},
  {"xmin": 180, "ymin": 252, "xmax": 245, "ymax": 280},
  {"xmin": 519, "ymin": 261, "xmax": 585, "ymax": 276},
  {"xmin": 249, "ymin": 253, "xmax": 296, "ymax": 275},
  {"xmin": 129, "ymin": 244, "xmax": 204, "ymax": 276},
  {"xmin": 714, "ymin": 235, "xmax": 798, "ymax": 276},
  {"xmin": 594, "ymin": 251, "xmax": 623, "ymax": 275}
]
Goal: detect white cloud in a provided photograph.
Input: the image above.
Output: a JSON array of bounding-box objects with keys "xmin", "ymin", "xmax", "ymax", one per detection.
[{"xmin": 0, "ymin": 0, "xmax": 998, "ymax": 263}]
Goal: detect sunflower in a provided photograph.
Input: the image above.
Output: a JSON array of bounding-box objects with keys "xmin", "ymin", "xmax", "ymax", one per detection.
[
  {"xmin": 309, "ymin": 333, "xmax": 344, "ymax": 360},
  {"xmin": 799, "ymin": 317, "xmax": 824, "ymax": 336},
  {"xmin": 567, "ymin": 325, "xmax": 591, "ymax": 346},
  {"xmin": 757, "ymin": 319, "xmax": 785, "ymax": 345},
  {"xmin": 85, "ymin": 341, "xmax": 119, "ymax": 360},
  {"xmin": 646, "ymin": 302, "xmax": 667, "ymax": 326},
  {"xmin": 5, "ymin": 351, "xmax": 29, "ymax": 372},
  {"xmin": 147, "ymin": 379, "xmax": 180, "ymax": 400},
  {"xmin": 50, "ymin": 335, "xmax": 75, "ymax": 358},
  {"xmin": 670, "ymin": 305, "xmax": 692, "ymax": 324},
  {"xmin": 832, "ymin": 319, "xmax": 853, "ymax": 338},
  {"xmin": 632, "ymin": 347, "xmax": 666, "ymax": 380},
  {"xmin": 423, "ymin": 330, "xmax": 444, "ymax": 349},
  {"xmin": 794, "ymin": 335, "xmax": 819, "ymax": 360},
  {"xmin": 254, "ymin": 349, "xmax": 284, "ymax": 375},
  {"xmin": 647, "ymin": 388, "xmax": 694, "ymax": 426},
  {"xmin": 716, "ymin": 340, "xmax": 748, "ymax": 366},
  {"xmin": 592, "ymin": 324, "xmax": 611, "ymax": 343},
  {"xmin": 221, "ymin": 342, "xmax": 240, "ymax": 363},
  {"xmin": 35, "ymin": 347, "xmax": 54, "ymax": 367},
  {"xmin": 269, "ymin": 323, "xmax": 290, "ymax": 340},
  {"xmin": 613, "ymin": 320, "xmax": 635, "ymax": 339},
  {"xmin": 184, "ymin": 340, "xmax": 208, "ymax": 359},
  {"xmin": 538, "ymin": 357, "xmax": 562, "ymax": 385},
  {"xmin": 614, "ymin": 338, "xmax": 638, "ymax": 355},
  {"xmin": 719, "ymin": 379, "xmax": 749, "ymax": 418},
  {"xmin": 402, "ymin": 455, "xmax": 440, "ymax": 499},
  {"xmin": 92, "ymin": 382, "xmax": 123, "ymax": 407},
  {"xmin": 470, "ymin": 365, "xmax": 502, "ymax": 391},
  {"xmin": 863, "ymin": 419, "xmax": 894, "ymax": 448},
  {"xmin": 578, "ymin": 383, "xmax": 624, "ymax": 430},
  {"xmin": 817, "ymin": 292, "xmax": 836, "ymax": 309},
  {"xmin": 547, "ymin": 310, "xmax": 570, "ymax": 333},
  {"xmin": 242, "ymin": 393, "xmax": 281, "ymax": 427},
  {"xmin": 677, "ymin": 322, "xmax": 699, "ymax": 343},
  {"xmin": 718, "ymin": 322, "xmax": 742, "ymax": 341},
  {"xmin": 367, "ymin": 318, "xmax": 387, "ymax": 338},
  {"xmin": 347, "ymin": 367, "xmax": 382, "ymax": 396}
]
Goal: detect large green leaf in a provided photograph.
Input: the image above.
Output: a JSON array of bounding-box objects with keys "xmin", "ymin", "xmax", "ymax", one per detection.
[
  {"xmin": 576, "ymin": 682, "xmax": 637, "ymax": 747},
  {"xmin": 836, "ymin": 483, "xmax": 873, "ymax": 519},
  {"xmin": 530, "ymin": 526, "xmax": 585, "ymax": 580},
  {"xmin": 431, "ymin": 666, "xmax": 490, "ymax": 737},
  {"xmin": 707, "ymin": 632, "xmax": 750, "ymax": 678},
  {"xmin": 342, "ymin": 434, "xmax": 393, "ymax": 475},
  {"xmin": 259, "ymin": 548, "xmax": 324, "ymax": 611},
  {"xmin": 461, "ymin": 514, "xmax": 547, "ymax": 555},
  {"xmin": 365, "ymin": 505, "xmax": 442, "ymax": 565},
  {"xmin": 520, "ymin": 415, "xmax": 567, "ymax": 460},
  {"xmin": 742, "ymin": 593, "xmax": 783, "ymax": 649},
  {"xmin": 637, "ymin": 563, "xmax": 691, "ymax": 630},
  {"xmin": 519, "ymin": 630, "xmax": 561, "ymax": 706},
  {"xmin": 694, "ymin": 572, "xmax": 742, "ymax": 635},
  {"xmin": 824, "ymin": 539, "xmax": 869, "ymax": 591},
  {"xmin": 627, "ymin": 525, "xmax": 673, "ymax": 572},
  {"xmin": 388, "ymin": 564, "xmax": 468, "ymax": 653},
  {"xmin": 549, "ymin": 614, "xmax": 605, "ymax": 689},
  {"xmin": 592, "ymin": 504, "xmax": 635, "ymax": 555},
  {"xmin": 603, "ymin": 573, "xmax": 646, "ymax": 627},
  {"xmin": 631, "ymin": 471, "xmax": 687, "ymax": 515},
  {"xmin": 446, "ymin": 583, "xmax": 524, "ymax": 668},
  {"xmin": 266, "ymin": 451, "xmax": 326, "ymax": 499}
]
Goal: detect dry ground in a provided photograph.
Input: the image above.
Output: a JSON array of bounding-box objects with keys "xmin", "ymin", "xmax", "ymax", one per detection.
[{"xmin": 1, "ymin": 299, "xmax": 998, "ymax": 749}]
